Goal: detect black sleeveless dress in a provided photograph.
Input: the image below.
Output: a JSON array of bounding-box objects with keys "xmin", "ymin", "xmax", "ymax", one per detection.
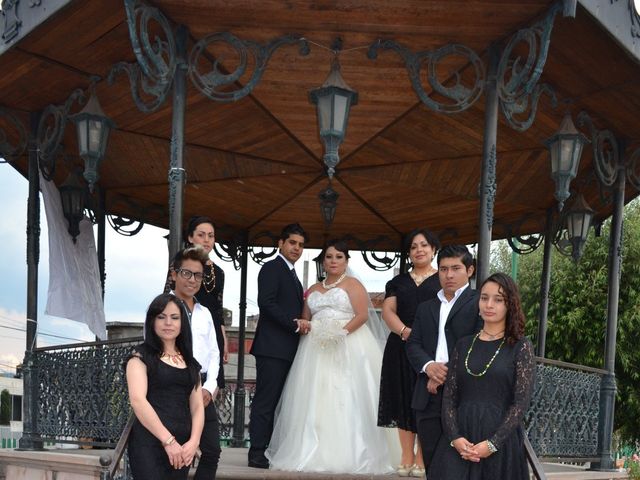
[
  {"xmin": 429, "ymin": 336, "xmax": 535, "ymax": 480},
  {"xmin": 378, "ymin": 272, "xmax": 440, "ymax": 431},
  {"xmin": 127, "ymin": 351, "xmax": 196, "ymax": 480}
]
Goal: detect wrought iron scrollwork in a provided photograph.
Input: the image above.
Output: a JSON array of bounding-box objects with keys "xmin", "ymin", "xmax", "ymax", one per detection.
[
  {"xmin": 525, "ymin": 360, "xmax": 602, "ymax": 457},
  {"xmin": 34, "ymin": 339, "xmax": 140, "ymax": 445},
  {"xmin": 189, "ymin": 33, "xmax": 310, "ymax": 102},
  {"xmin": 107, "ymin": 215, "xmax": 144, "ymax": 236},
  {"xmin": 627, "ymin": 146, "xmax": 640, "ymax": 190},
  {"xmin": 109, "ymin": 0, "xmax": 177, "ymax": 113},
  {"xmin": 248, "ymin": 231, "xmax": 280, "ymax": 265},
  {"xmin": 497, "ymin": 3, "xmax": 563, "ymax": 131},
  {"xmin": 36, "ymin": 89, "xmax": 84, "ymax": 180},
  {"xmin": 0, "ymin": 106, "xmax": 27, "ymax": 163},
  {"xmin": 361, "ymin": 250, "xmax": 400, "ymax": 272},
  {"xmin": 577, "ymin": 111, "xmax": 622, "ymax": 188},
  {"xmin": 499, "ymin": 215, "xmax": 545, "ymax": 255},
  {"xmin": 367, "ymin": 40, "xmax": 485, "ymax": 114},
  {"xmin": 214, "ymin": 239, "xmax": 242, "ymax": 271}
]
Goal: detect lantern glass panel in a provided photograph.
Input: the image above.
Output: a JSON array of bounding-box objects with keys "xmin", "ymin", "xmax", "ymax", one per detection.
[
  {"xmin": 559, "ymin": 137, "xmax": 576, "ymax": 172},
  {"xmin": 333, "ymin": 93, "xmax": 348, "ymax": 134},
  {"xmin": 318, "ymin": 95, "xmax": 331, "ymax": 133},
  {"xmin": 77, "ymin": 119, "xmax": 89, "ymax": 157},
  {"xmin": 88, "ymin": 119, "xmax": 103, "ymax": 154}
]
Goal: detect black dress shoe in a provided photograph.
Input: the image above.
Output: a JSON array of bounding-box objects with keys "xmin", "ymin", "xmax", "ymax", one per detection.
[
  {"xmin": 248, "ymin": 458, "xmax": 269, "ymax": 469},
  {"xmin": 248, "ymin": 448, "xmax": 269, "ymax": 469}
]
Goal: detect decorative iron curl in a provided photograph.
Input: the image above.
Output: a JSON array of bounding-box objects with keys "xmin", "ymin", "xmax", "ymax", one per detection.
[
  {"xmin": 0, "ymin": 106, "xmax": 27, "ymax": 163},
  {"xmin": 35, "ymin": 89, "xmax": 84, "ymax": 180},
  {"xmin": 577, "ymin": 111, "xmax": 621, "ymax": 188},
  {"xmin": 368, "ymin": 40, "xmax": 485, "ymax": 114},
  {"xmin": 108, "ymin": 215, "xmax": 144, "ymax": 236},
  {"xmin": 214, "ymin": 240, "xmax": 242, "ymax": 271},
  {"xmin": 500, "ymin": 216, "xmax": 545, "ymax": 255},
  {"xmin": 248, "ymin": 231, "xmax": 281, "ymax": 265},
  {"xmin": 189, "ymin": 33, "xmax": 310, "ymax": 103},
  {"xmin": 497, "ymin": 3, "xmax": 562, "ymax": 131},
  {"xmin": 627, "ymin": 147, "xmax": 640, "ymax": 190},
  {"xmin": 109, "ymin": 0, "xmax": 177, "ymax": 112},
  {"xmin": 361, "ymin": 250, "xmax": 399, "ymax": 272}
]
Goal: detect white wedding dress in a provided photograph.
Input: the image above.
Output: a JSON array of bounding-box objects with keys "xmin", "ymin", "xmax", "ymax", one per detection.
[{"xmin": 266, "ymin": 287, "xmax": 397, "ymax": 474}]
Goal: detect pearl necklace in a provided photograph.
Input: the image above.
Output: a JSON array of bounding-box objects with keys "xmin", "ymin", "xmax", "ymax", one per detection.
[
  {"xmin": 322, "ymin": 272, "xmax": 347, "ymax": 289},
  {"xmin": 464, "ymin": 332, "xmax": 505, "ymax": 377}
]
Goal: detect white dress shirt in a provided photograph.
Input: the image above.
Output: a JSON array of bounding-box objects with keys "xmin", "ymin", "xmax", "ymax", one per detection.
[
  {"xmin": 171, "ymin": 291, "xmax": 220, "ymax": 395},
  {"xmin": 424, "ymin": 283, "xmax": 469, "ymax": 373},
  {"xmin": 277, "ymin": 252, "xmax": 301, "ymax": 332}
]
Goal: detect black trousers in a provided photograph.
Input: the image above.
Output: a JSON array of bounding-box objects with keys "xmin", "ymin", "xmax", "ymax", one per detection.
[
  {"xmin": 248, "ymin": 356, "xmax": 292, "ymax": 451},
  {"xmin": 193, "ymin": 401, "xmax": 221, "ymax": 479},
  {"xmin": 415, "ymin": 392, "xmax": 443, "ymax": 469}
]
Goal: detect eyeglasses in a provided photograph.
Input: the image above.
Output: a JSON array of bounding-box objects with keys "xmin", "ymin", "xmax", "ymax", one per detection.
[{"xmin": 176, "ymin": 268, "xmax": 203, "ymax": 282}]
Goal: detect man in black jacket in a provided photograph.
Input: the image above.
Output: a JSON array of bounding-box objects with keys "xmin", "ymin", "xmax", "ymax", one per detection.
[
  {"xmin": 406, "ymin": 244, "xmax": 482, "ymax": 470},
  {"xmin": 248, "ymin": 223, "xmax": 309, "ymax": 468}
]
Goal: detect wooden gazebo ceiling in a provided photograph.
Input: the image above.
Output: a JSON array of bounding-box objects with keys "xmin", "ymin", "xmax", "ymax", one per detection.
[{"xmin": 2, "ymin": 0, "xmax": 640, "ymax": 249}]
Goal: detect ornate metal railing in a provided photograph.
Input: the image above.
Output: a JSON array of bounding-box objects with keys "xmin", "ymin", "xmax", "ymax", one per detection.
[
  {"xmin": 31, "ymin": 338, "xmax": 140, "ymax": 446},
  {"xmin": 24, "ymin": 339, "xmax": 603, "ymax": 467},
  {"xmin": 526, "ymin": 357, "xmax": 605, "ymax": 460}
]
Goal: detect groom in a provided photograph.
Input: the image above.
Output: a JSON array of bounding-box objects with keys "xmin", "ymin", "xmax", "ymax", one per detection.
[{"xmin": 248, "ymin": 223, "xmax": 310, "ymax": 468}]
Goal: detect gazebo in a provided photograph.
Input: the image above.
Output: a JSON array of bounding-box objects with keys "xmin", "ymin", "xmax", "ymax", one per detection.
[{"xmin": 1, "ymin": 0, "xmax": 639, "ymax": 478}]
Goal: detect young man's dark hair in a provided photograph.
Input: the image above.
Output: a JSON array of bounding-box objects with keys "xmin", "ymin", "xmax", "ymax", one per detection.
[
  {"xmin": 279, "ymin": 223, "xmax": 309, "ymax": 243},
  {"xmin": 437, "ymin": 244, "xmax": 473, "ymax": 269}
]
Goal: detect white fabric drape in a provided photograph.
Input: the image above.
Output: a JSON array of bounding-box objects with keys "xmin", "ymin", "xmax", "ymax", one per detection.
[{"xmin": 40, "ymin": 172, "xmax": 106, "ymax": 339}]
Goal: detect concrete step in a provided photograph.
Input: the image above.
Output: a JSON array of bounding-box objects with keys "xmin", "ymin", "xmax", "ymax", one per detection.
[{"xmin": 0, "ymin": 447, "xmax": 631, "ymax": 480}]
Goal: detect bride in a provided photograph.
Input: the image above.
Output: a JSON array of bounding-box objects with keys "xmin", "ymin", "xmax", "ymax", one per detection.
[{"xmin": 266, "ymin": 239, "xmax": 397, "ymax": 474}]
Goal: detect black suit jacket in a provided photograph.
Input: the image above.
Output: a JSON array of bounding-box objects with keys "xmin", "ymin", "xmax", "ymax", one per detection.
[
  {"xmin": 250, "ymin": 256, "xmax": 304, "ymax": 362},
  {"xmin": 406, "ymin": 287, "xmax": 482, "ymax": 412}
]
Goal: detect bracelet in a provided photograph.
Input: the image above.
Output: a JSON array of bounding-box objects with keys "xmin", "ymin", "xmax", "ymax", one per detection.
[
  {"xmin": 399, "ymin": 325, "xmax": 407, "ymax": 338},
  {"xmin": 163, "ymin": 435, "xmax": 175, "ymax": 446},
  {"xmin": 486, "ymin": 440, "xmax": 498, "ymax": 454}
]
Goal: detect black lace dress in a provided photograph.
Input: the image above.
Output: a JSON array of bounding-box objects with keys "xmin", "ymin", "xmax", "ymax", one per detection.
[
  {"xmin": 127, "ymin": 348, "xmax": 199, "ymax": 480},
  {"xmin": 377, "ymin": 272, "xmax": 440, "ymax": 431},
  {"xmin": 428, "ymin": 336, "xmax": 535, "ymax": 480}
]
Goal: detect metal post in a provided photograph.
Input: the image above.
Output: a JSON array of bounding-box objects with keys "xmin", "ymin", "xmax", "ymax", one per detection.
[
  {"xmin": 168, "ymin": 25, "xmax": 188, "ymax": 259},
  {"xmin": 595, "ymin": 161, "xmax": 626, "ymax": 471},
  {"xmin": 231, "ymin": 233, "xmax": 249, "ymax": 447},
  {"xmin": 19, "ymin": 111, "xmax": 43, "ymax": 450},
  {"xmin": 97, "ymin": 187, "xmax": 106, "ymax": 298},
  {"xmin": 476, "ymin": 45, "xmax": 500, "ymax": 284},
  {"xmin": 536, "ymin": 209, "xmax": 554, "ymax": 357}
]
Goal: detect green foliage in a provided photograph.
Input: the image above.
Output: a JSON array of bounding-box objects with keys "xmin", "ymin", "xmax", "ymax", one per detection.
[
  {"xmin": 0, "ymin": 389, "xmax": 10, "ymax": 425},
  {"xmin": 491, "ymin": 200, "xmax": 640, "ymax": 443}
]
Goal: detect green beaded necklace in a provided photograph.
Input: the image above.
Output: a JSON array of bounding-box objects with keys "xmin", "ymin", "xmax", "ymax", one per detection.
[{"xmin": 464, "ymin": 332, "xmax": 505, "ymax": 377}]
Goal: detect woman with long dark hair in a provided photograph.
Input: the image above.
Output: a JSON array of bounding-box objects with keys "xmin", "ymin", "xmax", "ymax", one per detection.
[
  {"xmin": 428, "ymin": 272, "xmax": 535, "ymax": 480},
  {"xmin": 378, "ymin": 228, "xmax": 440, "ymax": 477},
  {"xmin": 126, "ymin": 293, "xmax": 204, "ymax": 479}
]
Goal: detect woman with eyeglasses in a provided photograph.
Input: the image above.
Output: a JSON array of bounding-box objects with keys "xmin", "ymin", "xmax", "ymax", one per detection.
[{"xmin": 126, "ymin": 293, "xmax": 204, "ymax": 479}]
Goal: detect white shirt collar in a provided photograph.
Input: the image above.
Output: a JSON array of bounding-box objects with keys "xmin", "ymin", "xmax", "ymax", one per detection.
[
  {"xmin": 437, "ymin": 283, "xmax": 469, "ymax": 304},
  {"xmin": 278, "ymin": 252, "xmax": 295, "ymax": 271}
]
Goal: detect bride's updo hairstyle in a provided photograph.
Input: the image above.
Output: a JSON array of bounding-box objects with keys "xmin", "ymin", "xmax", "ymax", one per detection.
[{"xmin": 321, "ymin": 239, "xmax": 351, "ymax": 260}]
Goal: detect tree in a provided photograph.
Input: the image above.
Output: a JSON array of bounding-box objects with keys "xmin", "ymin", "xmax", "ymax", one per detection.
[
  {"xmin": 491, "ymin": 200, "xmax": 640, "ymax": 443},
  {"xmin": 0, "ymin": 389, "xmax": 10, "ymax": 425}
]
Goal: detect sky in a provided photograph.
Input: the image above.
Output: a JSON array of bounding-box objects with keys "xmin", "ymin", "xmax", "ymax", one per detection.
[{"xmin": 0, "ymin": 163, "xmax": 396, "ymax": 375}]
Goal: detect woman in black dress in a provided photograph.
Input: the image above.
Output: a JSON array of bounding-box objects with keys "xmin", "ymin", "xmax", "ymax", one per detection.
[
  {"xmin": 185, "ymin": 216, "xmax": 228, "ymax": 391},
  {"xmin": 126, "ymin": 293, "xmax": 204, "ymax": 479},
  {"xmin": 429, "ymin": 272, "xmax": 535, "ymax": 480},
  {"xmin": 378, "ymin": 228, "xmax": 440, "ymax": 477}
]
